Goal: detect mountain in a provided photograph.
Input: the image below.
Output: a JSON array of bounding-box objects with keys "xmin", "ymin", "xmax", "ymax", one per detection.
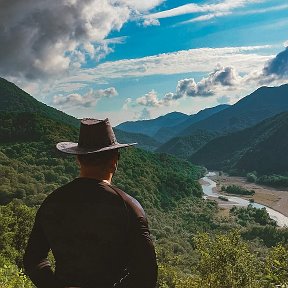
[
  {"xmin": 0, "ymin": 77, "xmax": 79, "ymax": 127},
  {"xmin": 155, "ymin": 104, "xmax": 230, "ymax": 142},
  {"xmin": 156, "ymin": 130, "xmax": 219, "ymax": 159},
  {"xmin": 190, "ymin": 111, "xmax": 288, "ymax": 175},
  {"xmin": 0, "ymin": 77, "xmax": 161, "ymax": 149},
  {"xmin": 116, "ymin": 111, "xmax": 189, "ymax": 139},
  {"xmin": 114, "ymin": 129, "xmax": 161, "ymax": 151},
  {"xmin": 179, "ymin": 84, "xmax": 288, "ymax": 137}
]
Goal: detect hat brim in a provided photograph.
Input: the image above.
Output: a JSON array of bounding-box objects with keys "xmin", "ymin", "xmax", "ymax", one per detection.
[{"xmin": 56, "ymin": 142, "xmax": 137, "ymax": 155}]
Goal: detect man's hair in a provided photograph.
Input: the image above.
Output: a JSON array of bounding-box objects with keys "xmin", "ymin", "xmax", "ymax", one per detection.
[{"xmin": 77, "ymin": 149, "xmax": 119, "ymax": 167}]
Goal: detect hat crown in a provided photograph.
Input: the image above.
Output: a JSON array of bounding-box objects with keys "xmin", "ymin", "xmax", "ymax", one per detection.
[{"xmin": 78, "ymin": 118, "xmax": 117, "ymax": 150}]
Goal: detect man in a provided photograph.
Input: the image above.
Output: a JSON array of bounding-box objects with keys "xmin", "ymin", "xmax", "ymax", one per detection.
[{"xmin": 24, "ymin": 118, "xmax": 158, "ymax": 288}]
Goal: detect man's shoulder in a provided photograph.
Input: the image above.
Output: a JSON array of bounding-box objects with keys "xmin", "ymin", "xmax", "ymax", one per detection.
[{"xmin": 110, "ymin": 185, "xmax": 146, "ymax": 218}]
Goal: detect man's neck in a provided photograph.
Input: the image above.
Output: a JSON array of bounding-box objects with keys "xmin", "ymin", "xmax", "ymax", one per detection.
[{"xmin": 79, "ymin": 168, "xmax": 113, "ymax": 184}]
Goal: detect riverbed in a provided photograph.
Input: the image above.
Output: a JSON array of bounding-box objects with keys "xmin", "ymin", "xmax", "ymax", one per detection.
[{"xmin": 201, "ymin": 172, "xmax": 288, "ymax": 227}]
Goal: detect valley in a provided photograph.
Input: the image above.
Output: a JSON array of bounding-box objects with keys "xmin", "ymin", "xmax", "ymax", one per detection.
[{"xmin": 206, "ymin": 172, "xmax": 288, "ymax": 218}]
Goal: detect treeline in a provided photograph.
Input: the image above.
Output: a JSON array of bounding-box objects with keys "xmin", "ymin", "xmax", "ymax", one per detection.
[
  {"xmin": 221, "ymin": 184, "xmax": 255, "ymax": 196},
  {"xmin": 247, "ymin": 171, "xmax": 288, "ymax": 188}
]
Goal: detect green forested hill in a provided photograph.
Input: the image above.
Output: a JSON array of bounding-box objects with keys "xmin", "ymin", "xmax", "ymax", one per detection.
[
  {"xmin": 116, "ymin": 111, "xmax": 189, "ymax": 138},
  {"xmin": 0, "ymin": 77, "xmax": 80, "ymax": 127},
  {"xmin": 157, "ymin": 130, "xmax": 219, "ymax": 159},
  {"xmin": 2, "ymin": 80, "xmax": 288, "ymax": 288},
  {"xmin": 0, "ymin": 112, "xmax": 204, "ymax": 209},
  {"xmin": 114, "ymin": 128, "xmax": 161, "ymax": 151},
  {"xmin": 190, "ymin": 112, "xmax": 288, "ymax": 175},
  {"xmin": 179, "ymin": 84, "xmax": 288, "ymax": 137}
]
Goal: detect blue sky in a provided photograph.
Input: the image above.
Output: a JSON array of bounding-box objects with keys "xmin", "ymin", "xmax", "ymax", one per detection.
[{"xmin": 1, "ymin": 0, "xmax": 288, "ymax": 125}]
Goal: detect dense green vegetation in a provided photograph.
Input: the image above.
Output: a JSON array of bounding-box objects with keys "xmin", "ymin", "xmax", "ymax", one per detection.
[
  {"xmin": 190, "ymin": 112, "xmax": 288, "ymax": 183},
  {"xmin": 247, "ymin": 172, "xmax": 288, "ymax": 188},
  {"xmin": 0, "ymin": 77, "xmax": 79, "ymax": 128},
  {"xmin": 157, "ymin": 130, "xmax": 218, "ymax": 159},
  {"xmin": 231, "ymin": 205, "xmax": 277, "ymax": 227},
  {"xmin": 221, "ymin": 184, "xmax": 255, "ymax": 196},
  {"xmin": 115, "ymin": 128, "xmax": 161, "ymax": 151},
  {"xmin": 2, "ymin": 79, "xmax": 288, "ymax": 287}
]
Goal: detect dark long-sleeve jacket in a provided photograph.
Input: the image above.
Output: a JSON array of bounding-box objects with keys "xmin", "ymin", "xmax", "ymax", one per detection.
[{"xmin": 23, "ymin": 178, "xmax": 157, "ymax": 288}]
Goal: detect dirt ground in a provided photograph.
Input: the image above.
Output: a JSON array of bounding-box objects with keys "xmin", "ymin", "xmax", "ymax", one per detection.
[{"xmin": 207, "ymin": 173, "xmax": 288, "ymax": 217}]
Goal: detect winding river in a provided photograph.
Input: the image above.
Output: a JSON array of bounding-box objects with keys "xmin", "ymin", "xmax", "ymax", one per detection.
[{"xmin": 201, "ymin": 172, "xmax": 288, "ymax": 227}]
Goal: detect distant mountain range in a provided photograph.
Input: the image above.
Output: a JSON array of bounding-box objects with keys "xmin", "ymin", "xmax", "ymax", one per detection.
[
  {"xmin": 190, "ymin": 112, "xmax": 288, "ymax": 175},
  {"xmin": 116, "ymin": 111, "xmax": 189, "ymax": 139},
  {"xmin": 117, "ymin": 83, "xmax": 288, "ymax": 170},
  {"xmin": 154, "ymin": 104, "xmax": 230, "ymax": 143},
  {"xmin": 178, "ymin": 84, "xmax": 288, "ymax": 137}
]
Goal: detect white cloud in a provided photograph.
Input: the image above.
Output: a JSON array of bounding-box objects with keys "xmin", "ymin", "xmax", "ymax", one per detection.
[
  {"xmin": 136, "ymin": 90, "xmax": 167, "ymax": 107},
  {"xmin": 180, "ymin": 3, "xmax": 288, "ymax": 24},
  {"xmin": 142, "ymin": 18, "xmax": 160, "ymax": 27},
  {"xmin": 122, "ymin": 97, "xmax": 132, "ymax": 110},
  {"xmin": 53, "ymin": 87, "xmax": 118, "ymax": 108},
  {"xmin": 146, "ymin": 0, "xmax": 267, "ymax": 20},
  {"xmin": 182, "ymin": 12, "xmax": 231, "ymax": 24},
  {"xmin": 0, "ymin": 0, "xmax": 162, "ymax": 79},
  {"xmin": 64, "ymin": 45, "xmax": 272, "ymax": 84}
]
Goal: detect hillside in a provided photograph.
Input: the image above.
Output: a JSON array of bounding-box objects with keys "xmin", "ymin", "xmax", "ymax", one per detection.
[
  {"xmin": 190, "ymin": 112, "xmax": 288, "ymax": 174},
  {"xmin": 0, "ymin": 111, "xmax": 204, "ymax": 209},
  {"xmin": 179, "ymin": 84, "xmax": 288, "ymax": 137},
  {"xmin": 116, "ymin": 111, "xmax": 189, "ymax": 139},
  {"xmin": 0, "ymin": 77, "xmax": 80, "ymax": 127},
  {"xmin": 114, "ymin": 128, "xmax": 161, "ymax": 151},
  {"xmin": 155, "ymin": 104, "xmax": 229, "ymax": 142},
  {"xmin": 156, "ymin": 129, "xmax": 219, "ymax": 159},
  {"xmin": 1, "ymin": 83, "xmax": 288, "ymax": 288}
]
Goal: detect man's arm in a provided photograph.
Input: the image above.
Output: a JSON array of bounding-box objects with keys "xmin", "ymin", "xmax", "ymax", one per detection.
[
  {"xmin": 23, "ymin": 210, "xmax": 63, "ymax": 288},
  {"xmin": 125, "ymin": 215, "xmax": 158, "ymax": 288}
]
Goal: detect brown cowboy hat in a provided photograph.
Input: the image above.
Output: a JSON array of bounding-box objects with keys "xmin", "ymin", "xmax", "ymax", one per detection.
[{"xmin": 56, "ymin": 118, "xmax": 137, "ymax": 154}]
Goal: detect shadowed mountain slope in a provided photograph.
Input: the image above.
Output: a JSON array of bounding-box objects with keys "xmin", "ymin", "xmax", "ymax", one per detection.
[
  {"xmin": 179, "ymin": 84, "xmax": 288, "ymax": 137},
  {"xmin": 116, "ymin": 112, "xmax": 189, "ymax": 139},
  {"xmin": 155, "ymin": 104, "xmax": 230, "ymax": 143},
  {"xmin": 190, "ymin": 112, "xmax": 288, "ymax": 174},
  {"xmin": 0, "ymin": 77, "xmax": 79, "ymax": 127}
]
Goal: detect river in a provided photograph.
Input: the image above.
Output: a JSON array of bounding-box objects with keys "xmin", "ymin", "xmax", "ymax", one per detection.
[{"xmin": 201, "ymin": 172, "xmax": 288, "ymax": 227}]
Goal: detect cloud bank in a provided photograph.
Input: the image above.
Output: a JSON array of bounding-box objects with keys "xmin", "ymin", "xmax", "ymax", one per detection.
[
  {"xmin": 53, "ymin": 87, "xmax": 118, "ymax": 108},
  {"xmin": 126, "ymin": 46, "xmax": 288, "ymax": 110},
  {"xmin": 0, "ymin": 0, "xmax": 163, "ymax": 79}
]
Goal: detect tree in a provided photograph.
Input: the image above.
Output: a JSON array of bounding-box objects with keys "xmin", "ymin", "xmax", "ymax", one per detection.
[{"xmin": 194, "ymin": 230, "xmax": 261, "ymax": 288}]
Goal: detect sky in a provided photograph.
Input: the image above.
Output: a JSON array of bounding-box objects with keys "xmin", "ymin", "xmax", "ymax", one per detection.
[{"xmin": 1, "ymin": 0, "xmax": 288, "ymax": 125}]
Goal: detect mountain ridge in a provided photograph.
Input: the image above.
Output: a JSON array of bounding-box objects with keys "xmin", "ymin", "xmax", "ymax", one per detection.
[{"xmin": 190, "ymin": 111, "xmax": 288, "ymax": 174}]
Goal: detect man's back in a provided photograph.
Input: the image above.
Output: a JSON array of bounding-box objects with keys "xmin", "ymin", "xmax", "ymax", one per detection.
[{"xmin": 24, "ymin": 178, "xmax": 157, "ymax": 288}]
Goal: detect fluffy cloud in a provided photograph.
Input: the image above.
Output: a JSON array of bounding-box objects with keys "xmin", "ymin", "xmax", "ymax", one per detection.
[
  {"xmin": 53, "ymin": 87, "xmax": 118, "ymax": 107},
  {"xmin": 263, "ymin": 47, "xmax": 288, "ymax": 78},
  {"xmin": 0, "ymin": 0, "xmax": 163, "ymax": 79},
  {"xmin": 142, "ymin": 18, "xmax": 160, "ymax": 27},
  {"xmin": 136, "ymin": 90, "xmax": 163, "ymax": 107},
  {"xmin": 167, "ymin": 65, "xmax": 241, "ymax": 100},
  {"xmin": 136, "ymin": 89, "xmax": 175, "ymax": 107}
]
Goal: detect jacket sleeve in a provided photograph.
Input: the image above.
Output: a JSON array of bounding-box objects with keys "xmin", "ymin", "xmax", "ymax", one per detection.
[
  {"xmin": 125, "ymin": 215, "xmax": 158, "ymax": 288},
  {"xmin": 23, "ymin": 209, "xmax": 64, "ymax": 288}
]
